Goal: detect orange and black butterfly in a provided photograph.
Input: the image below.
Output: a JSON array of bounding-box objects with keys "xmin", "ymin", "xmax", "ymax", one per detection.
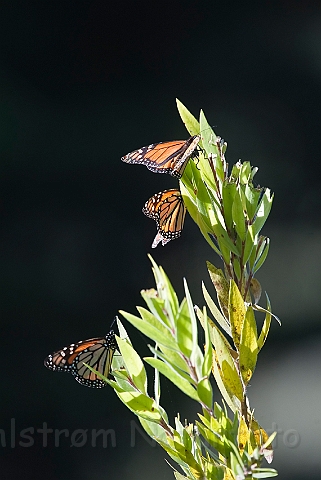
[
  {"xmin": 143, "ymin": 189, "xmax": 186, "ymax": 248},
  {"xmin": 121, "ymin": 135, "xmax": 201, "ymax": 178},
  {"xmin": 44, "ymin": 331, "xmax": 117, "ymax": 388}
]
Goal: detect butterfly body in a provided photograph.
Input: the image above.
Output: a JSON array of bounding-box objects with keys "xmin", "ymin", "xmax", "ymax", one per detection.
[
  {"xmin": 44, "ymin": 331, "xmax": 117, "ymax": 388},
  {"xmin": 143, "ymin": 189, "xmax": 186, "ymax": 247},
  {"xmin": 121, "ymin": 135, "xmax": 200, "ymax": 178}
]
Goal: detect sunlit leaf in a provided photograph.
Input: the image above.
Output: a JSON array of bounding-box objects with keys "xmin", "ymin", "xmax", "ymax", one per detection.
[
  {"xmin": 228, "ymin": 280, "xmax": 246, "ymax": 351},
  {"xmin": 145, "ymin": 357, "xmax": 200, "ymax": 402},
  {"xmin": 239, "ymin": 307, "xmax": 258, "ymax": 385},
  {"xmin": 176, "ymin": 98, "xmax": 200, "ymax": 136},
  {"xmin": 116, "ymin": 336, "xmax": 147, "ymax": 394}
]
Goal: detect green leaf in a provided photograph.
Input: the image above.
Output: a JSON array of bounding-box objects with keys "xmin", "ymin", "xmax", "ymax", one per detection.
[
  {"xmin": 111, "ymin": 368, "xmax": 134, "ymax": 391},
  {"xmin": 180, "ymin": 172, "xmax": 222, "ymax": 254},
  {"xmin": 158, "ymin": 344, "xmax": 190, "ymax": 374},
  {"xmin": 197, "ymin": 377, "xmax": 213, "ymax": 411},
  {"xmin": 202, "ymin": 306, "xmax": 212, "ymax": 379},
  {"xmin": 239, "ymin": 306, "xmax": 258, "ymax": 385},
  {"xmin": 211, "ymin": 354, "xmax": 240, "ymax": 412},
  {"xmin": 239, "ymin": 161, "xmax": 252, "ymax": 184},
  {"xmin": 211, "ymin": 326, "xmax": 244, "ymax": 401},
  {"xmin": 195, "ymin": 306, "xmax": 233, "ymax": 358},
  {"xmin": 199, "ymin": 110, "xmax": 227, "ymax": 183},
  {"xmin": 253, "ymin": 237, "xmax": 270, "ymax": 274},
  {"xmin": 148, "ymin": 345, "xmax": 192, "ymax": 383},
  {"xmin": 242, "ymin": 229, "xmax": 255, "ymax": 267},
  {"xmin": 153, "ymin": 347, "xmax": 161, "ymax": 406},
  {"xmin": 257, "ymin": 294, "xmax": 272, "ymax": 351},
  {"xmin": 252, "ymin": 469, "xmax": 278, "ymax": 478},
  {"xmin": 252, "ymin": 189, "xmax": 273, "ymax": 236},
  {"xmin": 181, "ymin": 181, "xmax": 211, "ymax": 232},
  {"xmin": 120, "ymin": 310, "xmax": 178, "ymax": 350},
  {"xmin": 137, "ymin": 306, "xmax": 171, "ymax": 336},
  {"xmin": 140, "ymin": 289, "xmax": 169, "ymax": 326},
  {"xmin": 244, "ymin": 184, "xmax": 261, "ymax": 221},
  {"xmin": 183, "ymin": 278, "xmax": 199, "ymax": 368},
  {"xmin": 228, "ymin": 280, "xmax": 246, "ymax": 351},
  {"xmin": 202, "ymin": 282, "xmax": 231, "ymax": 337},
  {"xmin": 261, "ymin": 430, "xmax": 277, "ymax": 450},
  {"xmin": 199, "ymin": 110, "xmax": 217, "ymax": 150},
  {"xmin": 176, "ymin": 297, "xmax": 193, "ymax": 357},
  {"xmin": 206, "ymin": 262, "xmax": 230, "ymax": 322},
  {"xmin": 199, "ymin": 110, "xmax": 225, "ymax": 184},
  {"xmin": 116, "ymin": 390, "xmax": 162, "ymax": 422},
  {"xmin": 232, "ymin": 257, "xmax": 242, "ymax": 281},
  {"xmin": 198, "ymin": 111, "xmax": 220, "ymax": 183},
  {"xmin": 145, "ymin": 357, "xmax": 200, "ymax": 402},
  {"xmin": 115, "ymin": 316, "xmax": 130, "ymax": 341},
  {"xmin": 176, "ymin": 99, "xmax": 200, "ymax": 136},
  {"xmin": 174, "ymin": 472, "xmax": 189, "ymax": 480},
  {"xmin": 149, "ymin": 255, "xmax": 179, "ymax": 321},
  {"xmin": 196, "ymin": 421, "xmax": 225, "ymax": 454},
  {"xmin": 170, "ymin": 439, "xmax": 204, "ymax": 477},
  {"xmin": 198, "ymin": 362, "xmax": 214, "ymax": 412},
  {"xmin": 116, "ymin": 336, "xmax": 147, "ymax": 394},
  {"xmin": 232, "ymin": 186, "xmax": 247, "ymax": 241},
  {"xmin": 204, "ymin": 463, "xmax": 225, "ymax": 480},
  {"xmin": 212, "ymin": 208, "xmax": 240, "ymax": 256},
  {"xmin": 138, "ymin": 416, "xmax": 169, "ymax": 444},
  {"xmin": 222, "ymin": 181, "xmax": 237, "ymax": 232}
]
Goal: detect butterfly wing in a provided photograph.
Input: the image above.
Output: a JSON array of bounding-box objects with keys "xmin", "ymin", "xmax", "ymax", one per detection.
[
  {"xmin": 142, "ymin": 189, "xmax": 186, "ymax": 248},
  {"xmin": 44, "ymin": 331, "xmax": 117, "ymax": 388},
  {"xmin": 121, "ymin": 135, "xmax": 200, "ymax": 178}
]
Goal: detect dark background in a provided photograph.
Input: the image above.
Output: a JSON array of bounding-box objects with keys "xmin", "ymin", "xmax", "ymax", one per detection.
[{"xmin": 1, "ymin": 1, "xmax": 321, "ymax": 479}]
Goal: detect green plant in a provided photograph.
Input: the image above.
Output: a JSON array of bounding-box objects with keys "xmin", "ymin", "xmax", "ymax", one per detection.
[{"xmin": 101, "ymin": 101, "xmax": 279, "ymax": 479}]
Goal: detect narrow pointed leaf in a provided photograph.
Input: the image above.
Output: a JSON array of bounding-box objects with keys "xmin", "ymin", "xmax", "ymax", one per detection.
[
  {"xmin": 228, "ymin": 280, "xmax": 246, "ymax": 351},
  {"xmin": 244, "ymin": 184, "xmax": 261, "ymax": 221},
  {"xmin": 206, "ymin": 262, "xmax": 230, "ymax": 321},
  {"xmin": 232, "ymin": 187, "xmax": 246, "ymax": 241},
  {"xmin": 145, "ymin": 357, "xmax": 200, "ymax": 402},
  {"xmin": 252, "ymin": 189, "xmax": 273, "ymax": 236},
  {"xmin": 116, "ymin": 390, "xmax": 162, "ymax": 422},
  {"xmin": 238, "ymin": 415, "xmax": 251, "ymax": 454},
  {"xmin": 212, "ymin": 354, "xmax": 240, "ymax": 412},
  {"xmin": 139, "ymin": 417, "xmax": 168, "ymax": 444},
  {"xmin": 120, "ymin": 310, "xmax": 178, "ymax": 350},
  {"xmin": 253, "ymin": 238, "xmax": 270, "ymax": 274},
  {"xmin": 257, "ymin": 294, "xmax": 272, "ymax": 351},
  {"xmin": 202, "ymin": 306, "xmax": 212, "ymax": 379},
  {"xmin": 197, "ymin": 377, "xmax": 213, "ymax": 411},
  {"xmin": 183, "ymin": 278, "xmax": 199, "ymax": 365},
  {"xmin": 176, "ymin": 297, "xmax": 193, "ymax": 357},
  {"xmin": 148, "ymin": 345, "xmax": 192, "ymax": 383},
  {"xmin": 252, "ymin": 468, "xmax": 278, "ymax": 478},
  {"xmin": 176, "ymin": 98, "xmax": 200, "ymax": 136},
  {"xmin": 239, "ymin": 306, "xmax": 258, "ymax": 385},
  {"xmin": 242, "ymin": 230, "xmax": 255, "ymax": 266},
  {"xmin": 116, "ymin": 336, "xmax": 147, "ymax": 394},
  {"xmin": 212, "ymin": 327, "xmax": 244, "ymax": 401},
  {"xmin": 202, "ymin": 282, "xmax": 231, "ymax": 337},
  {"xmin": 222, "ymin": 181, "xmax": 237, "ymax": 232}
]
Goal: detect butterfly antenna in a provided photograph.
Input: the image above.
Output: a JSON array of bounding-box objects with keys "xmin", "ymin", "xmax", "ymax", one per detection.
[{"xmin": 109, "ymin": 316, "xmax": 118, "ymax": 330}]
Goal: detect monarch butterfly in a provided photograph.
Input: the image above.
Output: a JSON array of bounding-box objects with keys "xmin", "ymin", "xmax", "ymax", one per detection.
[
  {"xmin": 44, "ymin": 331, "xmax": 117, "ymax": 388},
  {"xmin": 142, "ymin": 189, "xmax": 186, "ymax": 248},
  {"xmin": 121, "ymin": 135, "xmax": 201, "ymax": 178}
]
